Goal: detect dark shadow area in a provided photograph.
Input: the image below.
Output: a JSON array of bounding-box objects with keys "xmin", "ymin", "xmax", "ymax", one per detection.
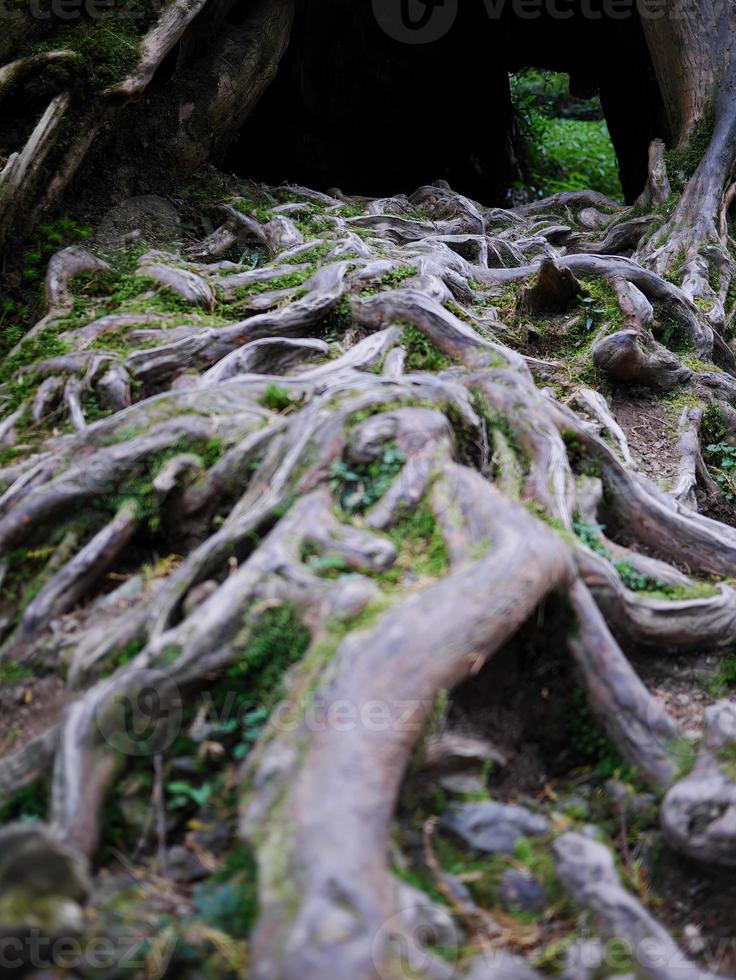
[{"xmin": 224, "ymin": 0, "xmax": 668, "ymax": 204}]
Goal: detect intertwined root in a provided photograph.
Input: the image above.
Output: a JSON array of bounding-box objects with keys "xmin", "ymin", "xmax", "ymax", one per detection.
[{"xmin": 3, "ymin": 176, "xmax": 736, "ymax": 978}]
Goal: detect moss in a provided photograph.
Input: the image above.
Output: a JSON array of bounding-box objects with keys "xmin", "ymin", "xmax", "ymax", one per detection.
[
  {"xmin": 280, "ymin": 243, "xmax": 332, "ymax": 266},
  {"xmin": 669, "ymin": 736, "xmax": 697, "ymax": 780},
  {"xmin": 661, "ymin": 391, "xmax": 703, "ymax": 422},
  {"xmin": 20, "ymin": 11, "xmax": 150, "ymax": 90},
  {"xmin": 96, "ymin": 436, "xmax": 226, "ymax": 534},
  {"xmin": 613, "ymin": 561, "xmax": 718, "ymax": 600},
  {"xmin": 558, "ymin": 277, "xmax": 623, "ymax": 356},
  {"xmin": 446, "ymin": 299, "xmax": 474, "ymax": 324},
  {"xmin": 0, "ymin": 328, "xmax": 69, "ymax": 412},
  {"xmin": 400, "ymin": 323, "xmax": 451, "ymax": 372},
  {"xmin": 658, "ymin": 315, "xmax": 694, "ymax": 354},
  {"xmin": 472, "ymin": 393, "xmax": 526, "ymax": 464},
  {"xmin": 226, "ymin": 603, "xmax": 311, "ymax": 712},
  {"xmin": 384, "ymin": 501, "xmax": 450, "ymax": 582},
  {"xmin": 681, "ymin": 355, "xmax": 718, "ymax": 373},
  {"xmin": 665, "ymin": 114, "xmax": 714, "ymax": 190},
  {"xmin": 226, "ymin": 268, "xmax": 313, "ymax": 301},
  {"xmin": 0, "ymin": 660, "xmax": 34, "ymax": 685},
  {"xmin": 382, "ymin": 265, "xmax": 417, "ymax": 286},
  {"xmin": 701, "ymin": 403, "xmax": 728, "ymax": 445},
  {"xmin": 717, "ymin": 745, "xmax": 736, "ymax": 782}
]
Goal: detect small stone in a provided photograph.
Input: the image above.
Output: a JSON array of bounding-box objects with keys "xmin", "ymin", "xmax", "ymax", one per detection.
[
  {"xmin": 683, "ymin": 923, "xmax": 707, "ymax": 954},
  {"xmin": 499, "ymin": 868, "xmax": 547, "ymax": 915},
  {"xmin": 580, "ymin": 823, "xmax": 604, "ymax": 841},
  {"xmin": 440, "ymin": 801, "xmax": 548, "ymax": 854}
]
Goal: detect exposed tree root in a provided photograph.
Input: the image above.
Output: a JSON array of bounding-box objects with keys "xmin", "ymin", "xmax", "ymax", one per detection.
[{"xmin": 3, "ymin": 177, "xmax": 736, "ymax": 979}]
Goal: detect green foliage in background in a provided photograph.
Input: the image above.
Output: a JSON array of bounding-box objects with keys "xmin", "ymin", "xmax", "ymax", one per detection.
[{"xmin": 512, "ymin": 71, "xmax": 623, "ymax": 202}]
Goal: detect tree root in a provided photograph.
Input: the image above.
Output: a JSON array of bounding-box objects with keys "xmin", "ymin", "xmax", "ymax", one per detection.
[{"xmin": 4, "ymin": 177, "xmax": 736, "ymax": 979}]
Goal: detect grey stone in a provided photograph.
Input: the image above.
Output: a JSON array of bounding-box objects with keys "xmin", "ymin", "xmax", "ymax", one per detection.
[
  {"xmin": 0, "ymin": 824, "xmax": 90, "ymax": 969},
  {"xmin": 499, "ymin": 868, "xmax": 547, "ymax": 915},
  {"xmin": 440, "ymin": 801, "xmax": 549, "ymax": 854}
]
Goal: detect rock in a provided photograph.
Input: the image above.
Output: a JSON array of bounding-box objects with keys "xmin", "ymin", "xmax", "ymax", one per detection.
[
  {"xmin": 439, "ymin": 773, "xmax": 488, "ymax": 795},
  {"xmin": 499, "ymin": 868, "xmax": 547, "ymax": 915},
  {"xmin": 440, "ymin": 802, "xmax": 549, "ymax": 854},
  {"xmin": 0, "ymin": 824, "xmax": 90, "ymax": 975},
  {"xmin": 439, "ymin": 871, "xmax": 474, "ymax": 906},
  {"xmin": 96, "ymin": 195, "xmax": 181, "ymax": 248}
]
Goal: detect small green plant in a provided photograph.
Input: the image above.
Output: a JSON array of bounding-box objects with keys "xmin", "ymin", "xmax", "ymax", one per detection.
[
  {"xmin": 706, "ymin": 654, "xmax": 736, "ymax": 699},
  {"xmin": 572, "ymin": 519, "xmax": 609, "ymax": 557},
  {"xmin": 0, "ymin": 780, "xmax": 49, "ymax": 824},
  {"xmin": 382, "ymin": 265, "xmax": 416, "ymax": 286},
  {"xmin": 260, "ymin": 384, "xmax": 294, "ymax": 412},
  {"xmin": 166, "ymin": 780, "xmax": 213, "ymax": 810},
  {"xmin": 227, "ymin": 602, "xmax": 311, "ymax": 711},
  {"xmin": 330, "ymin": 442, "xmax": 406, "ymax": 514},
  {"xmin": 193, "ymin": 843, "xmax": 259, "ymax": 936},
  {"xmin": 564, "ymin": 688, "xmax": 630, "ymax": 779},
  {"xmin": 705, "ymin": 442, "xmax": 736, "ymax": 500}
]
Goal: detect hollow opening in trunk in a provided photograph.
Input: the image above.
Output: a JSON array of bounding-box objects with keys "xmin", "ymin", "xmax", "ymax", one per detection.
[
  {"xmin": 510, "ymin": 70, "xmax": 623, "ymax": 204},
  {"xmin": 224, "ymin": 1, "xmax": 668, "ymax": 205}
]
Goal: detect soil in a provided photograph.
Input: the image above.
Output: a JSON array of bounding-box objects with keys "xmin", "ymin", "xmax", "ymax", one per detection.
[
  {"xmin": 610, "ymin": 387, "xmax": 680, "ymax": 490},
  {"xmin": 0, "ymin": 674, "xmax": 66, "ymax": 759}
]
